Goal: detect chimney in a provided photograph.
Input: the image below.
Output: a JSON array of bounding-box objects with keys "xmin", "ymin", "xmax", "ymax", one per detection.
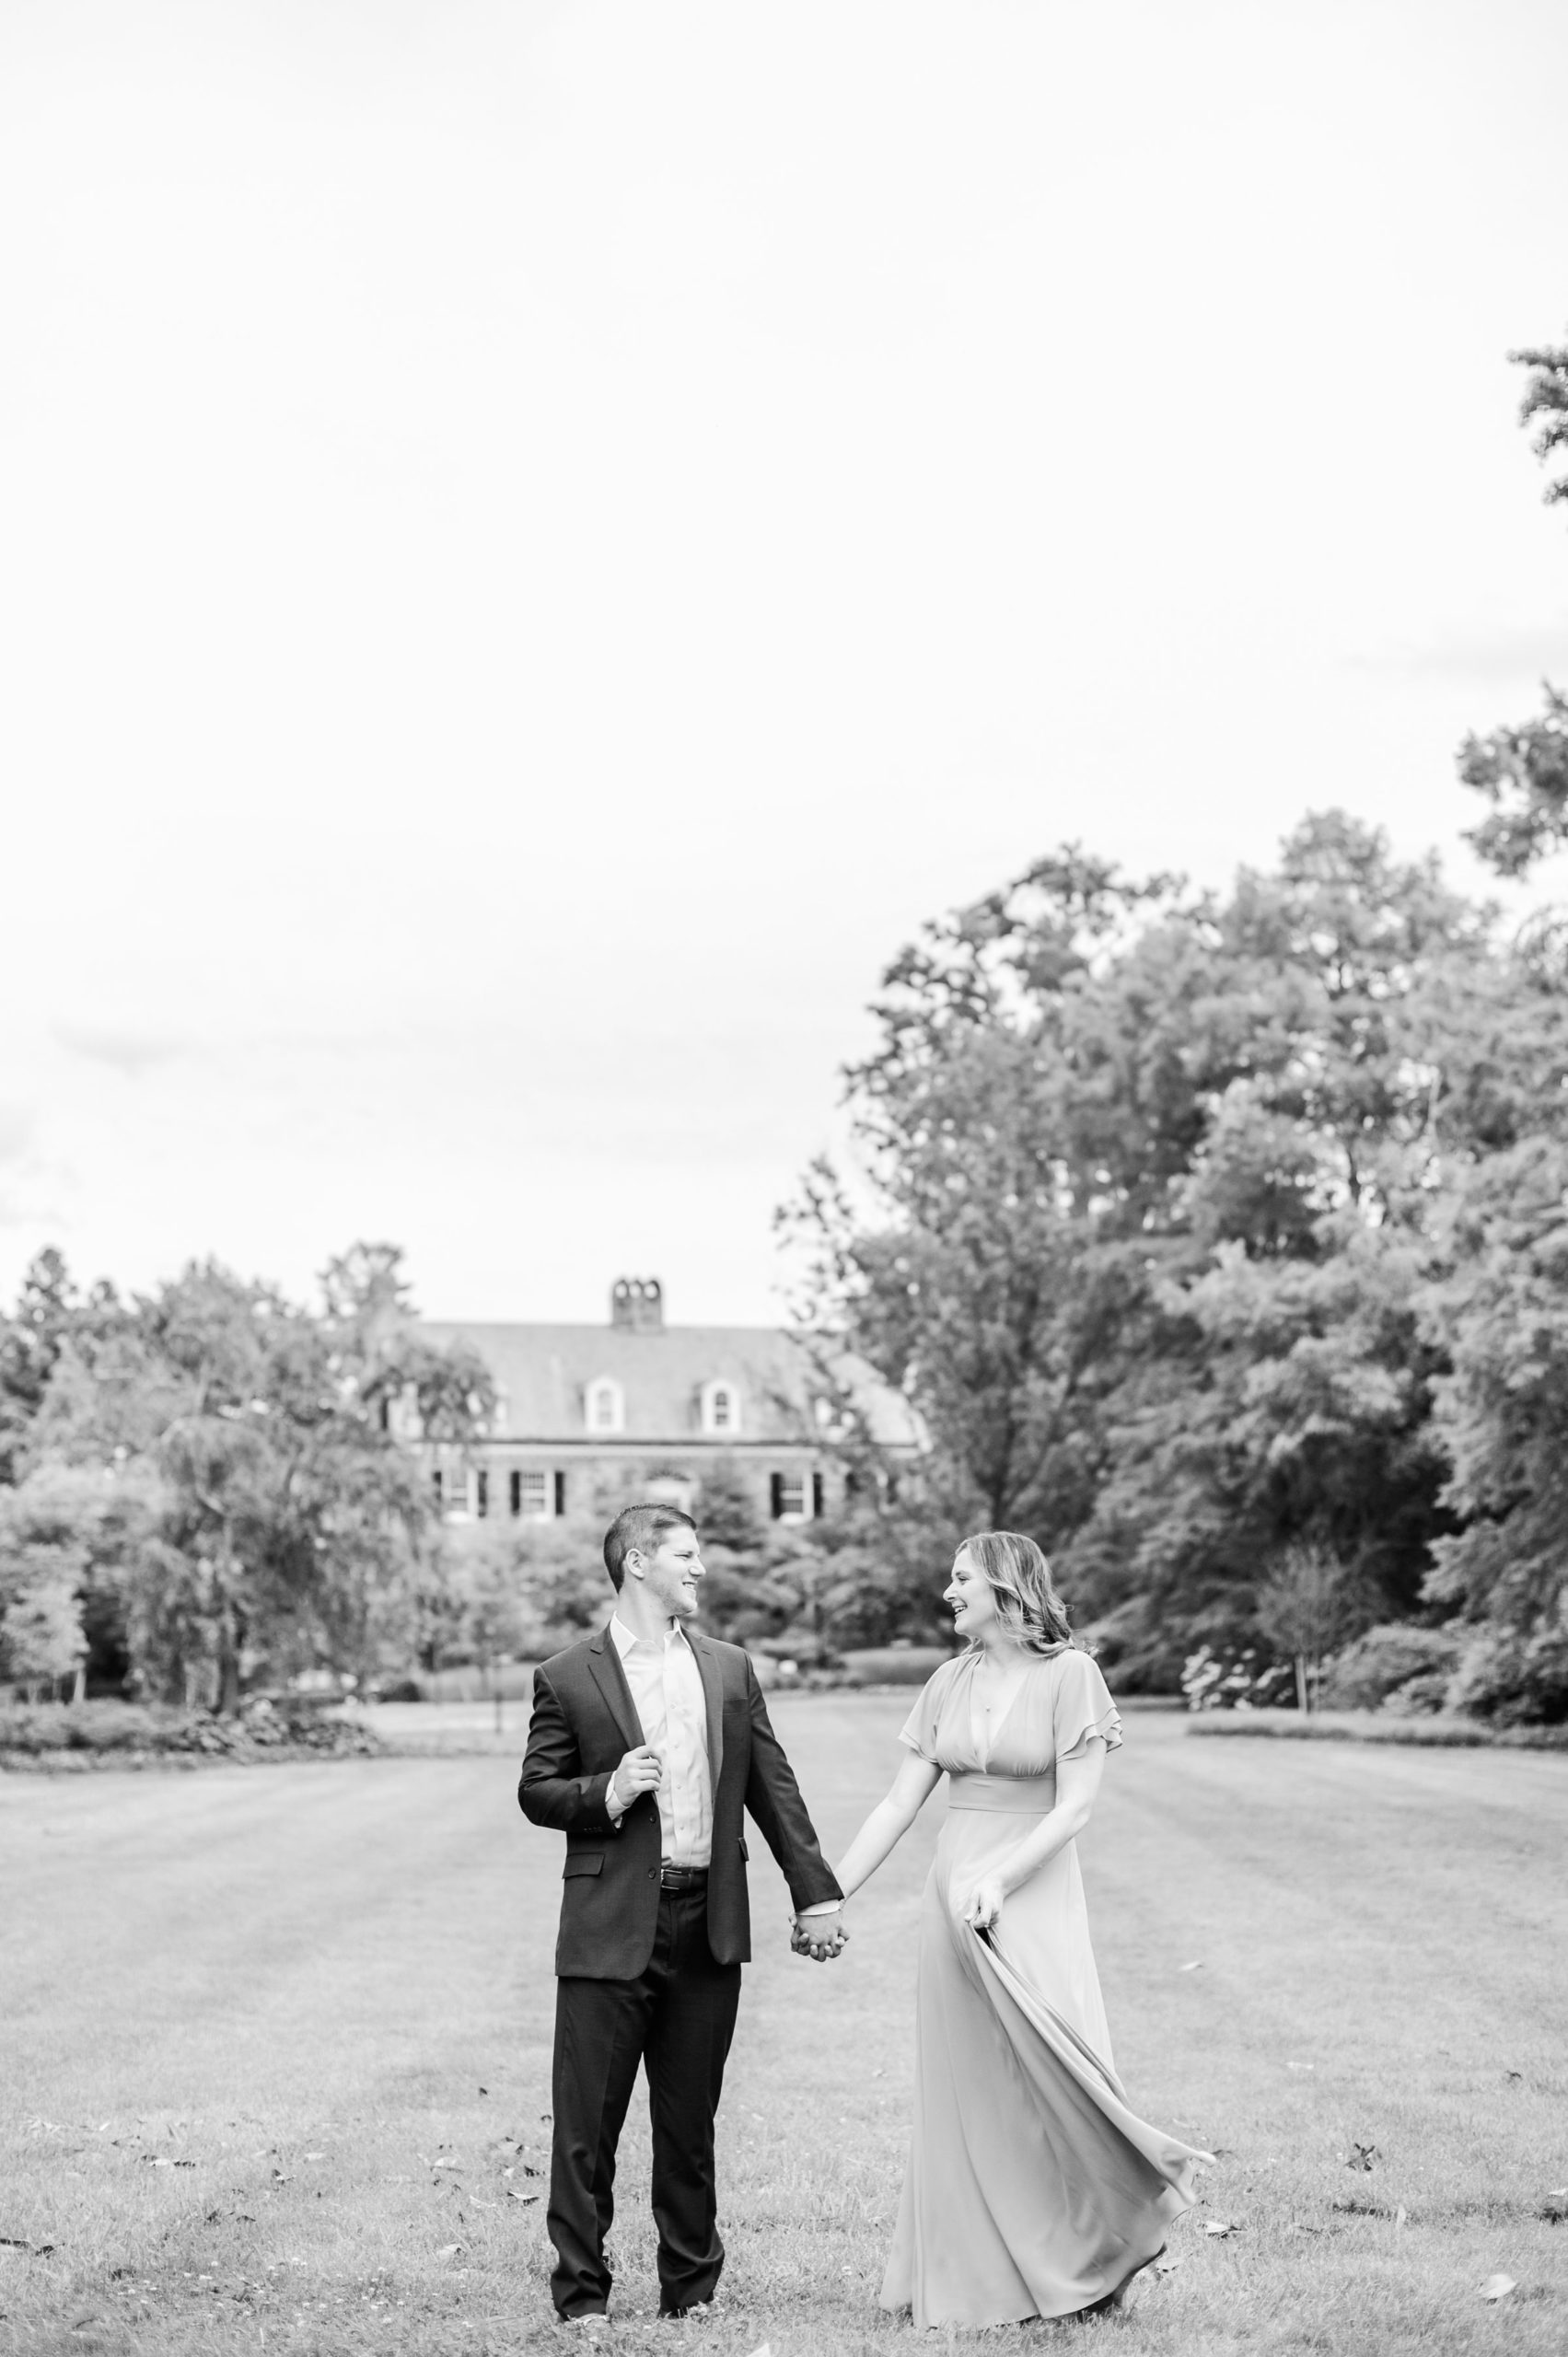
[{"xmin": 610, "ymin": 1277, "xmax": 664, "ymax": 1334}]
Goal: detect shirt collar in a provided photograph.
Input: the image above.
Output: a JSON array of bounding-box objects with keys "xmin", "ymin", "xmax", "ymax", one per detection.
[{"xmin": 610, "ymin": 1612, "xmax": 690, "ymax": 1658}]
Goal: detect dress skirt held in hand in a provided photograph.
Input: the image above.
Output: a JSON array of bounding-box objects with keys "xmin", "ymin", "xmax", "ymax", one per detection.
[{"xmin": 880, "ymin": 1647, "xmax": 1208, "ymax": 2328}]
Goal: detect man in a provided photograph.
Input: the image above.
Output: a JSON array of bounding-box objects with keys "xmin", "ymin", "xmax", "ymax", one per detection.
[{"xmin": 519, "ymin": 1503, "xmax": 846, "ymax": 2324}]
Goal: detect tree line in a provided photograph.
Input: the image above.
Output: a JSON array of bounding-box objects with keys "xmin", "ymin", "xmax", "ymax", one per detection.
[
  {"xmin": 0, "ymin": 1246, "xmax": 494, "ymax": 1709},
  {"xmin": 4, "ymin": 331, "xmax": 1566, "ymax": 1724},
  {"xmin": 781, "ymin": 330, "xmax": 1568, "ymax": 1724}
]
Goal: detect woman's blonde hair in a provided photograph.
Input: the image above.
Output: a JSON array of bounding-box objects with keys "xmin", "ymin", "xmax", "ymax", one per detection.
[{"xmin": 957, "ymin": 1531, "xmax": 1073, "ymax": 1655}]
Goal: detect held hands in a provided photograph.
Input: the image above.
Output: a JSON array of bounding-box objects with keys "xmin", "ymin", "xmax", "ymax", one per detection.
[
  {"xmin": 609, "ymin": 1745, "xmax": 663, "ymax": 1812},
  {"xmin": 790, "ymin": 1903, "xmax": 849, "ymax": 1962}
]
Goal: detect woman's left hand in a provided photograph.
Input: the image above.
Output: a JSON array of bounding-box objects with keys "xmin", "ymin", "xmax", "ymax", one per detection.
[{"xmin": 961, "ymin": 1875, "xmax": 1007, "ymax": 1934}]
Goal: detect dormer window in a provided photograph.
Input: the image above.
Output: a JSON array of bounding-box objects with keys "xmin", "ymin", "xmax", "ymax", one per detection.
[
  {"xmin": 586, "ymin": 1376, "xmax": 625, "ymax": 1434},
  {"xmin": 700, "ymin": 1379, "xmax": 741, "ymax": 1437}
]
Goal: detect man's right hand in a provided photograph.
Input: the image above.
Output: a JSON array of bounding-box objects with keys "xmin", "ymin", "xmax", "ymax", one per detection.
[{"xmin": 608, "ymin": 1745, "xmax": 663, "ymax": 1814}]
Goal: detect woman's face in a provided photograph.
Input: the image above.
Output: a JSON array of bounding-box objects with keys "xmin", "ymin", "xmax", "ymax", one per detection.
[{"xmin": 944, "ymin": 1547, "xmax": 999, "ymax": 1642}]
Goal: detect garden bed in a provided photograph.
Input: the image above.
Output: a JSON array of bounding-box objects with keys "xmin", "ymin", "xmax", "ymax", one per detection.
[
  {"xmin": 0, "ymin": 1699, "xmax": 384, "ymax": 1771},
  {"xmin": 1185, "ymin": 1706, "xmax": 1568, "ymax": 1751}
]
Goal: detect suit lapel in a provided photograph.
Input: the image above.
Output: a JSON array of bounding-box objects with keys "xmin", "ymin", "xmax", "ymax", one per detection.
[
  {"xmin": 691, "ymin": 1633, "xmax": 725, "ymax": 1801},
  {"xmin": 587, "ymin": 1626, "xmax": 645, "ymax": 1752}
]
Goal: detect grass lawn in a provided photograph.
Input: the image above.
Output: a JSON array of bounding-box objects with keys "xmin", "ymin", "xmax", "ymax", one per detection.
[{"xmin": 1, "ymin": 1699, "xmax": 1565, "ymax": 2357}]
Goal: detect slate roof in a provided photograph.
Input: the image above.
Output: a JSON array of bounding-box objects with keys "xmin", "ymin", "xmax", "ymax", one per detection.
[{"xmin": 420, "ymin": 1320, "xmax": 919, "ymax": 1449}]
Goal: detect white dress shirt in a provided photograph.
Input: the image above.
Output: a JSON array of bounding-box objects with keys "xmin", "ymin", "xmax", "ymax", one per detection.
[{"xmin": 605, "ymin": 1614, "xmax": 713, "ymax": 1868}]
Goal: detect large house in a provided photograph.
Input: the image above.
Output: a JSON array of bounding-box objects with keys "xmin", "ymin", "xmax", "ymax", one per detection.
[{"xmin": 418, "ymin": 1276, "xmax": 920, "ymax": 1529}]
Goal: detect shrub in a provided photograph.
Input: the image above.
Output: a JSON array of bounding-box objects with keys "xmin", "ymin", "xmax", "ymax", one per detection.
[
  {"xmin": 0, "ymin": 1696, "xmax": 381, "ymax": 1759},
  {"xmin": 1445, "ymin": 1625, "xmax": 1568, "ymax": 1727},
  {"xmin": 1380, "ymin": 1669, "xmax": 1454, "ymax": 1716},
  {"xmin": 1180, "ymin": 1643, "xmax": 1295, "ymax": 1711},
  {"xmin": 0, "ymin": 1701, "xmax": 168, "ymax": 1753},
  {"xmin": 1320, "ymin": 1623, "xmax": 1463, "ymax": 1713}
]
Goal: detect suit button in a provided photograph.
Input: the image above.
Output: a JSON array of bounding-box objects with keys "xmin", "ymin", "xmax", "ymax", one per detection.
[{"xmin": 647, "ymin": 1868, "xmax": 656, "ymax": 1880}]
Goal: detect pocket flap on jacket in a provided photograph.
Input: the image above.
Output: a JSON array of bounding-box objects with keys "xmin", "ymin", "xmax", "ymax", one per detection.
[{"xmin": 563, "ymin": 1852, "xmax": 605, "ymax": 1878}]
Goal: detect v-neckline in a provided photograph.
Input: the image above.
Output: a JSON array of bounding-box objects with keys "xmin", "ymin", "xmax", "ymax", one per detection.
[{"xmin": 966, "ymin": 1650, "xmax": 1034, "ymax": 1771}]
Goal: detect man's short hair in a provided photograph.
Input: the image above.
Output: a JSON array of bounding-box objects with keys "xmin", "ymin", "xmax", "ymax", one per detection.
[{"xmin": 603, "ymin": 1504, "xmax": 697, "ymax": 1591}]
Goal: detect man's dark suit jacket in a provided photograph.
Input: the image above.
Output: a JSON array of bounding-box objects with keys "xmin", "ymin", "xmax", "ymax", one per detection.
[{"xmin": 519, "ymin": 1622, "xmax": 842, "ymax": 1980}]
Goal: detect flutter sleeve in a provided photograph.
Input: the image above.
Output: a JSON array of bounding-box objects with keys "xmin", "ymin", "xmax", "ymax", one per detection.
[
  {"xmin": 898, "ymin": 1655, "xmax": 961, "ymax": 1765},
  {"xmin": 1053, "ymin": 1647, "xmax": 1124, "ymax": 1762}
]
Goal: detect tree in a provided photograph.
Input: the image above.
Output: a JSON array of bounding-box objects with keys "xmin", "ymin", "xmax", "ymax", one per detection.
[
  {"xmin": 5, "ymin": 1241, "xmax": 494, "ymax": 1711},
  {"xmin": 1460, "ymin": 689, "xmax": 1568, "ymax": 877},
  {"xmin": 0, "ymin": 1463, "xmax": 107, "ymax": 1698},
  {"xmin": 1458, "ymin": 331, "xmax": 1568, "ymax": 875},
  {"xmin": 1420, "ymin": 1138, "xmax": 1568, "ymax": 1637},
  {"xmin": 1514, "ymin": 332, "xmax": 1568, "ymax": 508},
  {"xmin": 0, "ymin": 1250, "xmax": 82, "ymax": 1485},
  {"xmin": 693, "ymin": 1458, "xmax": 764, "ymax": 1554},
  {"xmin": 784, "ymin": 813, "xmax": 1482, "ymax": 1681},
  {"xmin": 1256, "ymin": 1542, "xmax": 1368, "ymax": 1713},
  {"xmin": 781, "ymin": 853, "xmax": 1205, "ymax": 1543}
]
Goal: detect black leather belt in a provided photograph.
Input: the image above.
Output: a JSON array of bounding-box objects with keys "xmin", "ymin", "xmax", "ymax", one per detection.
[{"xmin": 659, "ymin": 1864, "xmax": 708, "ymax": 1892}]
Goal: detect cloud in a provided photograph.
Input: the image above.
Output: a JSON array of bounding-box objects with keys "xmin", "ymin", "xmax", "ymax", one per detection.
[{"xmin": 54, "ymin": 1027, "xmax": 185, "ymax": 1076}]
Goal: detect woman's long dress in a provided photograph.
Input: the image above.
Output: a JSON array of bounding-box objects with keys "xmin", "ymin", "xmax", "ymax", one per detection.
[{"xmin": 879, "ymin": 1647, "xmax": 1208, "ymax": 2328}]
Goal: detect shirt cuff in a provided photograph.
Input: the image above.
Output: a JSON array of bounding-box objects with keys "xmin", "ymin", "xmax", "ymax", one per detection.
[
  {"xmin": 797, "ymin": 1899, "xmax": 842, "ymax": 1916},
  {"xmin": 605, "ymin": 1782, "xmax": 625, "ymax": 1825}
]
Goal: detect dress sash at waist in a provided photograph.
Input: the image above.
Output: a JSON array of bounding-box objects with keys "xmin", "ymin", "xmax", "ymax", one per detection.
[{"xmin": 947, "ymin": 1771, "xmax": 1057, "ymax": 1814}]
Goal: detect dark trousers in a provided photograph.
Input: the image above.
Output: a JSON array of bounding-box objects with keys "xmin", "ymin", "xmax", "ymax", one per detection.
[{"xmin": 548, "ymin": 1886, "xmax": 742, "ymax": 2319}]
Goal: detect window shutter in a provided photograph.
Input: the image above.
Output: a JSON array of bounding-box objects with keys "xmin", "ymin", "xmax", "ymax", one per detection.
[
  {"xmin": 509, "ymin": 1470, "xmax": 522, "ymax": 1517},
  {"xmin": 812, "ymin": 1471, "xmax": 825, "ymax": 1519},
  {"xmin": 554, "ymin": 1470, "xmax": 567, "ymax": 1518},
  {"xmin": 770, "ymin": 1473, "xmax": 784, "ymax": 1520},
  {"xmin": 476, "ymin": 1470, "xmax": 489, "ymax": 1518}
]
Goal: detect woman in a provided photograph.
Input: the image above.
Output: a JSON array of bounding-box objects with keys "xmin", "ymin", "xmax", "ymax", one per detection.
[{"xmin": 830, "ymin": 1532, "xmax": 1208, "ymax": 2329}]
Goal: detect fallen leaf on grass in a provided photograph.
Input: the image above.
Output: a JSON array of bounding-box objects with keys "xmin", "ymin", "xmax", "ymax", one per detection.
[
  {"xmin": 1178, "ymin": 1960, "xmax": 1203, "ymax": 1972},
  {"xmin": 1395, "ymin": 2206, "xmax": 1408, "ymax": 2226},
  {"xmin": 745, "ymin": 2344, "xmax": 772, "ymax": 2356},
  {"xmin": 505, "ymin": 2189, "xmax": 539, "ymax": 2206},
  {"xmin": 1152, "ymin": 2255, "xmax": 1183, "ymax": 2276},
  {"xmin": 0, "ymin": 2237, "xmax": 55, "ymax": 2257},
  {"xmin": 1346, "ymin": 2142, "xmax": 1377, "ymax": 2172},
  {"xmin": 1479, "ymin": 2274, "xmax": 1515, "ymax": 2302},
  {"xmin": 1201, "ymin": 2220, "xmax": 1240, "ymax": 2238},
  {"xmin": 1539, "ymin": 2190, "xmax": 1568, "ymax": 2223},
  {"xmin": 1286, "ymin": 2061, "xmax": 1315, "ymax": 2073},
  {"xmin": 435, "ymin": 2242, "xmax": 463, "ymax": 2260}
]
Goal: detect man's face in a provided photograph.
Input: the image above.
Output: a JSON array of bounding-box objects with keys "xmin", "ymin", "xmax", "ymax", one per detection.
[{"xmin": 639, "ymin": 1525, "xmax": 705, "ymax": 1620}]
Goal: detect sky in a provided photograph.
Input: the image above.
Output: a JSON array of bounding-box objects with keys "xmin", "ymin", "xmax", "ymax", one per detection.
[{"xmin": 2, "ymin": 0, "xmax": 1566, "ymax": 1328}]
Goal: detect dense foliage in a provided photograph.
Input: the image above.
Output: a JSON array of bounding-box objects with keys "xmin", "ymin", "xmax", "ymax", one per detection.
[
  {"xmin": 772, "ymin": 324, "xmax": 1568, "ymax": 1723},
  {"xmin": 782, "ymin": 808, "xmax": 1568, "ymax": 1719},
  {"xmin": 0, "ymin": 1245, "xmax": 493, "ymax": 1710}
]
